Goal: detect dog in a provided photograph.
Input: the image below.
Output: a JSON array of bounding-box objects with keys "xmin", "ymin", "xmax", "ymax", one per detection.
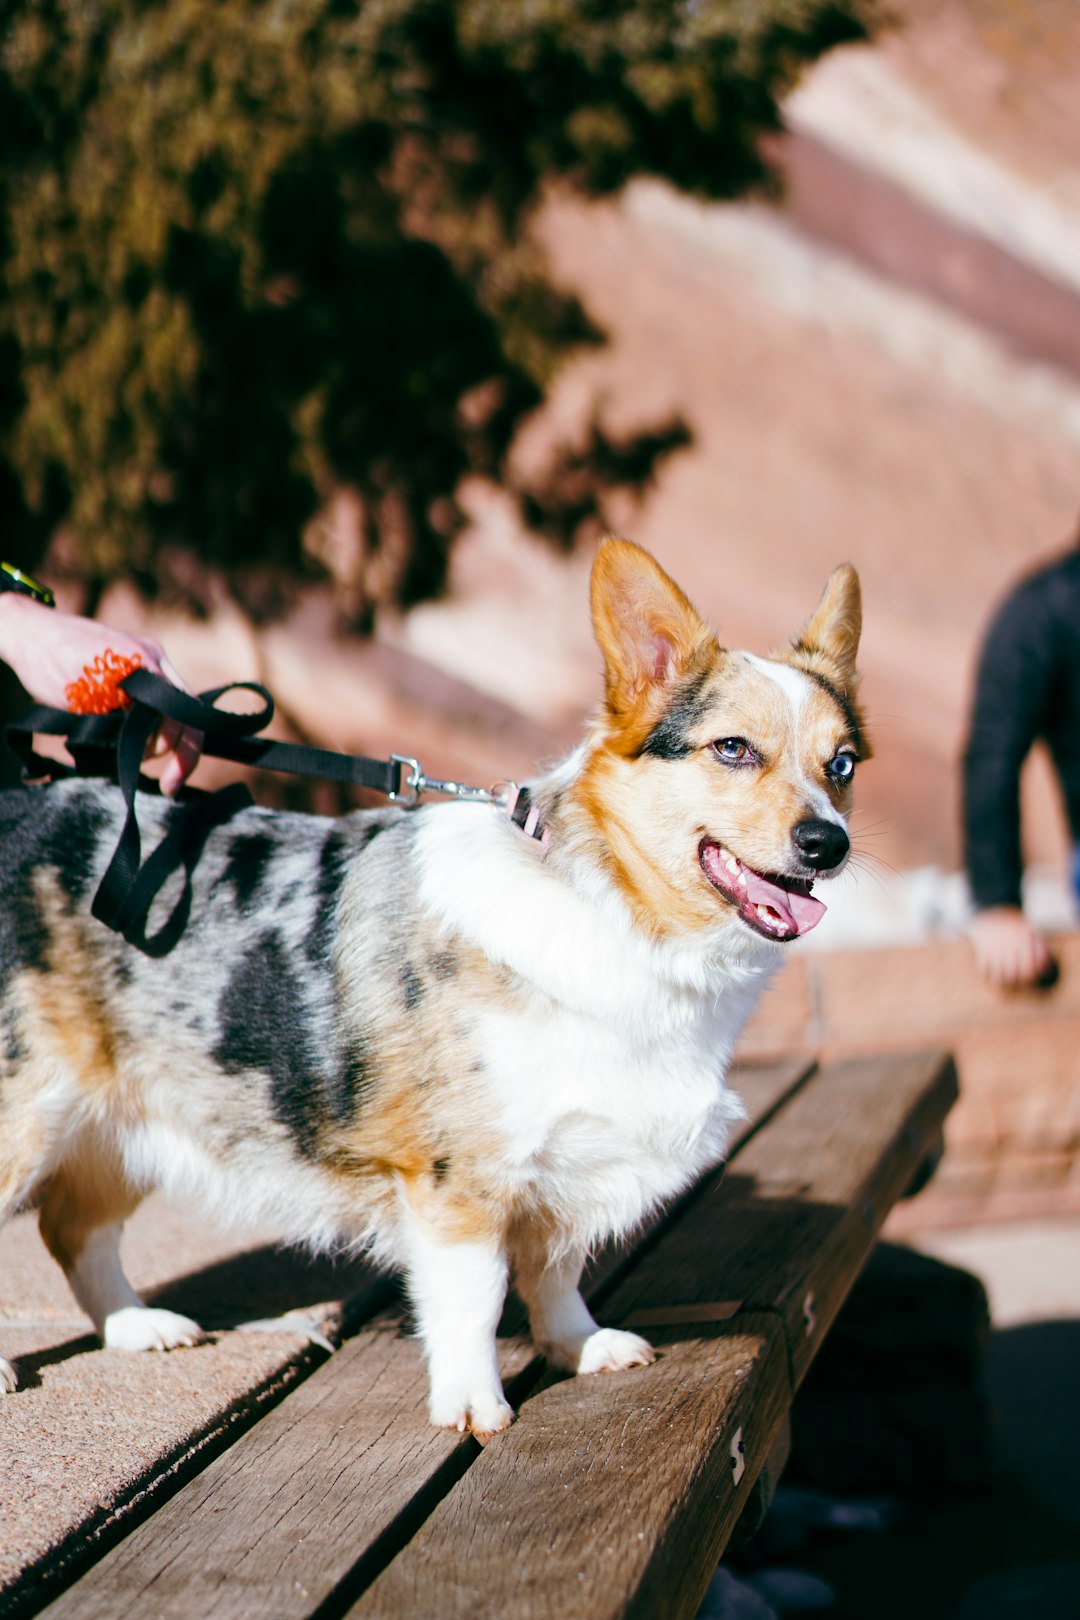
[{"xmin": 0, "ymin": 538, "xmax": 865, "ymax": 1439}]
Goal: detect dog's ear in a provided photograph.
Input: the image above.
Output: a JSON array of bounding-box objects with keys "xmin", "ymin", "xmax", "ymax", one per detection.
[
  {"xmin": 590, "ymin": 537, "xmax": 715, "ymax": 735},
  {"xmin": 788, "ymin": 563, "xmax": 862, "ymax": 687}
]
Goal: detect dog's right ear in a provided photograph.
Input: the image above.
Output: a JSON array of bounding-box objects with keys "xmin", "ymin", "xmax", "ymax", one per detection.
[{"xmin": 590, "ymin": 537, "xmax": 715, "ymax": 741}]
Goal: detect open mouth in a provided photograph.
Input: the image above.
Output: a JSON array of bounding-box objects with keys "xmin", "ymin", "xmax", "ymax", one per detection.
[{"xmin": 700, "ymin": 838, "xmax": 827, "ymax": 942}]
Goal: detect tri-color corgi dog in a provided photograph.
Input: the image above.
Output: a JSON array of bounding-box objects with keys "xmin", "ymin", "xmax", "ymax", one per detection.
[{"xmin": 0, "ymin": 539, "xmax": 866, "ymax": 1439}]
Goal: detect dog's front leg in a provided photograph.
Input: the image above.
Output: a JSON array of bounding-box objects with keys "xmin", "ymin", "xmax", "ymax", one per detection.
[
  {"xmin": 514, "ymin": 1242, "xmax": 656, "ymax": 1377},
  {"xmin": 399, "ymin": 1201, "xmax": 512, "ymax": 1443}
]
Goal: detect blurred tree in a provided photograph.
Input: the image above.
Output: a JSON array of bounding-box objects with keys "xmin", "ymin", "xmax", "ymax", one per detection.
[{"xmin": 0, "ymin": 0, "xmax": 869, "ymax": 629}]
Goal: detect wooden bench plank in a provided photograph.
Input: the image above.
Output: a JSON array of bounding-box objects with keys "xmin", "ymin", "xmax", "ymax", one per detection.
[
  {"xmin": 578, "ymin": 1055, "xmax": 816, "ymax": 1304},
  {"xmin": 38, "ymin": 1325, "xmax": 536, "ymax": 1620},
  {"xmin": 726, "ymin": 1055, "xmax": 817, "ymax": 1134},
  {"xmin": 605, "ymin": 1049, "xmax": 958, "ymax": 1385},
  {"xmin": 349, "ymin": 1320, "xmax": 791, "ymax": 1620},
  {"xmin": 343, "ymin": 1051, "xmax": 956, "ymax": 1620},
  {"xmin": 35, "ymin": 1058, "xmax": 812, "ymax": 1620}
]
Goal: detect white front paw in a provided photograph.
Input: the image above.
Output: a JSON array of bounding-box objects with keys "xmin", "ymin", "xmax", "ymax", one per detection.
[
  {"xmin": 0, "ymin": 1355, "xmax": 18, "ymax": 1395},
  {"xmin": 103, "ymin": 1307, "xmax": 204, "ymax": 1353},
  {"xmin": 573, "ymin": 1327, "xmax": 656, "ymax": 1376},
  {"xmin": 429, "ymin": 1385, "xmax": 514, "ymax": 1443}
]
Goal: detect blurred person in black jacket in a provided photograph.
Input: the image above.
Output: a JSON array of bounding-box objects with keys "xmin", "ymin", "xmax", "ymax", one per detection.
[{"xmin": 963, "ymin": 530, "xmax": 1080, "ymax": 987}]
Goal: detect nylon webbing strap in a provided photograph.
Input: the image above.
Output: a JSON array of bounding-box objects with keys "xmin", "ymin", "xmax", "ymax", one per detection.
[
  {"xmin": 120, "ymin": 670, "xmax": 405, "ymax": 795},
  {"xmin": 4, "ymin": 671, "xmax": 407, "ymax": 945}
]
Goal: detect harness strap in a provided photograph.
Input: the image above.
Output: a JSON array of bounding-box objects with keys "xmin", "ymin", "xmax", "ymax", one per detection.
[{"xmin": 505, "ymin": 784, "xmax": 548, "ymax": 845}]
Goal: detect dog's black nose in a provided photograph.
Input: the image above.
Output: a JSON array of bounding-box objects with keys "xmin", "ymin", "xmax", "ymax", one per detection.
[{"xmin": 792, "ymin": 819, "xmax": 849, "ymax": 871}]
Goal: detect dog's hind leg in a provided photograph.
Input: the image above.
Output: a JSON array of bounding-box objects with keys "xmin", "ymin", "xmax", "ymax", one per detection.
[
  {"xmin": 0, "ymin": 1160, "xmax": 30, "ymax": 1390},
  {"xmin": 513, "ymin": 1234, "xmax": 656, "ymax": 1377},
  {"xmin": 0, "ymin": 1102, "xmax": 58, "ymax": 1394},
  {"xmin": 37, "ymin": 1148, "xmax": 204, "ymax": 1356}
]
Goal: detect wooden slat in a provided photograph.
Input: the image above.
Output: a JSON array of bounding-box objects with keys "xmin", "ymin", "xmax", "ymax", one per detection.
[
  {"xmin": 606, "ymin": 1050, "xmax": 958, "ymax": 1385},
  {"xmin": 578, "ymin": 1055, "xmax": 816, "ymax": 1305},
  {"xmin": 46, "ymin": 1049, "xmax": 939, "ymax": 1620},
  {"xmin": 38, "ymin": 1322, "xmax": 536, "ymax": 1620},
  {"xmin": 35, "ymin": 1058, "xmax": 815, "ymax": 1620},
  {"xmin": 44, "ymin": 1045, "xmax": 932, "ymax": 1620},
  {"xmin": 349, "ymin": 1318, "xmax": 791, "ymax": 1620},
  {"xmin": 725, "ymin": 1054, "xmax": 817, "ymax": 1142},
  {"xmin": 343, "ymin": 1051, "xmax": 956, "ymax": 1619}
]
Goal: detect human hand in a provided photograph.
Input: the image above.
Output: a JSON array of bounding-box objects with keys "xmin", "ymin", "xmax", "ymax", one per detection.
[
  {"xmin": 969, "ymin": 906, "xmax": 1055, "ymax": 989},
  {"xmin": 0, "ymin": 595, "xmax": 203, "ymax": 795}
]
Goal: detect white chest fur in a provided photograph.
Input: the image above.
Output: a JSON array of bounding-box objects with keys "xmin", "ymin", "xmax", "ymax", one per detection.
[
  {"xmin": 475, "ymin": 1000, "xmax": 747, "ymax": 1245},
  {"xmin": 414, "ymin": 805, "xmax": 772, "ymax": 1247}
]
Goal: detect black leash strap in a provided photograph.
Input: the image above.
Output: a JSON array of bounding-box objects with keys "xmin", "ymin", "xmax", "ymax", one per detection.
[
  {"xmin": 4, "ymin": 671, "xmax": 409, "ymax": 944},
  {"xmin": 121, "ymin": 669, "xmax": 406, "ymax": 796}
]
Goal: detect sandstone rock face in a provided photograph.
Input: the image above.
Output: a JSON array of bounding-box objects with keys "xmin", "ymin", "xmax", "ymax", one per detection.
[{"xmin": 109, "ymin": 3, "xmax": 1080, "ymax": 896}]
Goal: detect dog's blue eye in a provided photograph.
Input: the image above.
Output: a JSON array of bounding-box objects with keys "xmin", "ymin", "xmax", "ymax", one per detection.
[
  {"xmin": 827, "ymin": 753, "xmax": 856, "ymax": 783},
  {"xmin": 713, "ymin": 737, "xmax": 754, "ymax": 765}
]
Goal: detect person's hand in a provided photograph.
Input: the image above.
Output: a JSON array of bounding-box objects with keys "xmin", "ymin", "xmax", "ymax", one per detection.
[
  {"xmin": 970, "ymin": 905, "xmax": 1054, "ymax": 989},
  {"xmin": 0, "ymin": 595, "xmax": 202, "ymax": 795}
]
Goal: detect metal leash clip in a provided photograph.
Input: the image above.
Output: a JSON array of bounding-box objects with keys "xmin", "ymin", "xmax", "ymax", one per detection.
[{"xmin": 388, "ymin": 755, "xmax": 517, "ymax": 810}]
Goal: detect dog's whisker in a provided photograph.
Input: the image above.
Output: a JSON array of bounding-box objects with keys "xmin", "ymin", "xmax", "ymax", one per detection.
[
  {"xmin": 837, "ymin": 861, "xmax": 890, "ymax": 897},
  {"xmin": 847, "ymin": 850, "xmax": 902, "ymax": 882}
]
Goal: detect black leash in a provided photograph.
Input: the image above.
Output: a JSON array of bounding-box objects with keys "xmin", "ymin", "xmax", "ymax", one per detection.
[
  {"xmin": 5, "ymin": 672, "xmax": 415, "ymax": 943},
  {"xmin": 5, "ymin": 670, "xmax": 543, "ymax": 949}
]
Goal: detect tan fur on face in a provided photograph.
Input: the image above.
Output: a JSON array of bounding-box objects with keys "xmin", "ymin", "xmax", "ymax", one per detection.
[
  {"xmin": 575, "ymin": 662, "xmax": 857, "ymax": 936},
  {"xmin": 565, "ymin": 539, "xmax": 866, "ymax": 940}
]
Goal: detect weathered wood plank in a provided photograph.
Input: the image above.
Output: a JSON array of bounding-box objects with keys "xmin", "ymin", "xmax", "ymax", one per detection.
[
  {"xmin": 579, "ymin": 1055, "xmax": 817, "ymax": 1305},
  {"xmin": 35, "ymin": 1057, "xmax": 814, "ymax": 1620},
  {"xmin": 345, "ymin": 1051, "xmax": 955, "ymax": 1619},
  {"xmin": 0, "ymin": 1256, "xmax": 392, "ymax": 1620},
  {"xmin": 349, "ymin": 1319, "xmax": 792, "ymax": 1620},
  {"xmin": 38, "ymin": 1322, "xmax": 536, "ymax": 1620},
  {"xmin": 725, "ymin": 1054, "xmax": 817, "ymax": 1140},
  {"xmin": 606, "ymin": 1050, "xmax": 958, "ymax": 1385},
  {"xmin": 44, "ymin": 1045, "xmax": 818, "ymax": 1617}
]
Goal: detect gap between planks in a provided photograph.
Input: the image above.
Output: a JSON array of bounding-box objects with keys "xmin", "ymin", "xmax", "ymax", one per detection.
[
  {"xmin": 347, "ymin": 1050, "xmax": 957, "ymax": 1620},
  {"xmin": 29, "ymin": 1057, "xmax": 813, "ymax": 1620}
]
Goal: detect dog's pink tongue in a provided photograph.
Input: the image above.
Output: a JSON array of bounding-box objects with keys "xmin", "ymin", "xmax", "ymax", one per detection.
[{"xmin": 743, "ymin": 871, "xmax": 827, "ymax": 936}]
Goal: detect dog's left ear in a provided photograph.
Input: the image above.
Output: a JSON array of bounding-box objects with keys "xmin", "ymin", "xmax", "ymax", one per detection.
[
  {"xmin": 789, "ymin": 563, "xmax": 862, "ymax": 688},
  {"xmin": 591, "ymin": 536, "xmax": 715, "ymax": 736}
]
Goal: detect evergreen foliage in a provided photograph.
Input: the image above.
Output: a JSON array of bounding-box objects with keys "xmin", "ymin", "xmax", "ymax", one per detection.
[{"xmin": 0, "ymin": 0, "xmax": 868, "ymax": 622}]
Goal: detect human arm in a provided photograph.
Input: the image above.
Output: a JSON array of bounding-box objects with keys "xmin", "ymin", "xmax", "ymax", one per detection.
[{"xmin": 962, "ymin": 574, "xmax": 1058, "ymax": 985}]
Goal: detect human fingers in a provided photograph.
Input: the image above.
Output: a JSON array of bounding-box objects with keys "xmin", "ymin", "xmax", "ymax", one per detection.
[
  {"xmin": 122, "ymin": 641, "xmax": 203, "ymax": 789},
  {"xmin": 1002, "ymin": 917, "xmax": 1050, "ymax": 986},
  {"xmin": 1023, "ymin": 928, "xmax": 1052, "ymax": 983},
  {"xmin": 974, "ymin": 913, "xmax": 1049, "ymax": 988},
  {"xmin": 148, "ymin": 648, "xmax": 204, "ymax": 793},
  {"xmin": 149, "ymin": 716, "xmax": 204, "ymax": 797},
  {"xmin": 971, "ymin": 911, "xmax": 1020, "ymax": 985}
]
